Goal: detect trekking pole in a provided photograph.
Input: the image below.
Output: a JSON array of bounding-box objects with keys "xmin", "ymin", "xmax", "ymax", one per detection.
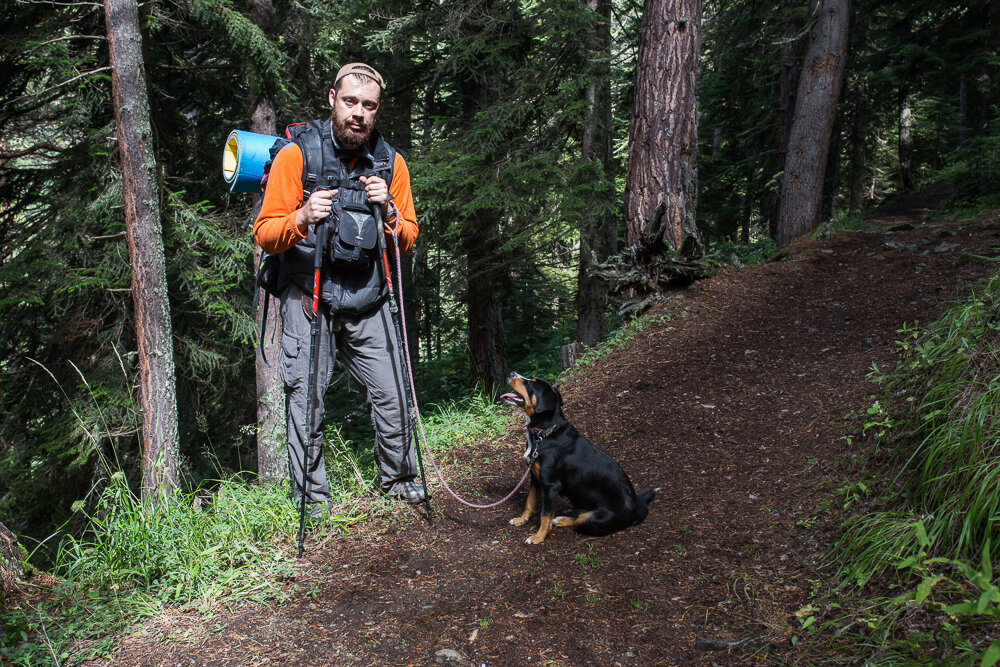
[
  {"xmin": 375, "ymin": 204, "xmax": 432, "ymax": 524},
  {"xmin": 298, "ymin": 205, "xmax": 330, "ymax": 556}
]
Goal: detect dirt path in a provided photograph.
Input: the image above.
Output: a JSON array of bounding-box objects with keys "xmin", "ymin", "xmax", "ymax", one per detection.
[{"xmin": 87, "ymin": 195, "xmax": 1000, "ymax": 666}]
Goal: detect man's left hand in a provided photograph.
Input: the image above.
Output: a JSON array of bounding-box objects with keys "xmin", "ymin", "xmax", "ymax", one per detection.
[{"xmin": 359, "ymin": 175, "xmax": 390, "ymax": 220}]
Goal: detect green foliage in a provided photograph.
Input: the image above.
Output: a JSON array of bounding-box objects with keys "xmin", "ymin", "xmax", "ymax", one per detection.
[
  {"xmin": 940, "ymin": 124, "xmax": 1000, "ymax": 213},
  {"xmin": 2, "ymin": 473, "xmax": 302, "ymax": 664},
  {"xmin": 703, "ymin": 235, "xmax": 777, "ymax": 267},
  {"xmin": 839, "ymin": 272, "xmax": 1000, "ymax": 585},
  {"xmin": 823, "ymin": 270, "xmax": 1000, "ymax": 663},
  {"xmin": 0, "ymin": 0, "xmax": 269, "ymax": 549},
  {"xmin": 420, "ymin": 393, "xmax": 513, "ymax": 457}
]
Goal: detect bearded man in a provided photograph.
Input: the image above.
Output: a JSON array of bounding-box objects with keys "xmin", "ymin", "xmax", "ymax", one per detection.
[{"xmin": 254, "ymin": 63, "xmax": 426, "ymax": 515}]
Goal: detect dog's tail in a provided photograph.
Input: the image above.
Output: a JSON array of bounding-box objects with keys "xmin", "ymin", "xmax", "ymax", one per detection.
[{"xmin": 633, "ymin": 487, "xmax": 660, "ymax": 526}]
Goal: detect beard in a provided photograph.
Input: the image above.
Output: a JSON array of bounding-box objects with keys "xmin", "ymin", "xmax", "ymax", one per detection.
[{"xmin": 332, "ymin": 113, "xmax": 373, "ymax": 150}]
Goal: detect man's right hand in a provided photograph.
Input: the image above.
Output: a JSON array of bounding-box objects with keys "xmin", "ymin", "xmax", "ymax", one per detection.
[{"xmin": 296, "ymin": 189, "xmax": 338, "ymax": 234}]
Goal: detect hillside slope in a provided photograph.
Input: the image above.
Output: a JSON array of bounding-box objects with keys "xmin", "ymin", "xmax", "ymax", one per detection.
[{"xmin": 86, "ymin": 196, "xmax": 1000, "ymax": 666}]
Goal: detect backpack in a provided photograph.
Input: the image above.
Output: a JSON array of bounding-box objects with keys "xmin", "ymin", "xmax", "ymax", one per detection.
[{"xmin": 252, "ymin": 120, "xmax": 395, "ymax": 362}]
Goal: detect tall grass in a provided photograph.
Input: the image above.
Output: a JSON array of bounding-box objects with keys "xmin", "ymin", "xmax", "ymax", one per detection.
[
  {"xmin": 56, "ymin": 472, "xmax": 300, "ymax": 603},
  {"xmin": 839, "ymin": 272, "xmax": 1000, "ymax": 585},
  {"xmin": 420, "ymin": 392, "xmax": 513, "ymax": 455},
  {"xmin": 3, "ymin": 474, "xmax": 305, "ymax": 665}
]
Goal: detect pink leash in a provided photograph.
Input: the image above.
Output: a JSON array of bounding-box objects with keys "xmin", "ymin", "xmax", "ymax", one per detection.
[{"xmin": 387, "ymin": 208, "xmax": 533, "ymax": 509}]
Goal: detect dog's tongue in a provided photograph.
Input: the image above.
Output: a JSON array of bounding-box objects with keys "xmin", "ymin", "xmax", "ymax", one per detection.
[{"xmin": 500, "ymin": 393, "xmax": 521, "ymax": 403}]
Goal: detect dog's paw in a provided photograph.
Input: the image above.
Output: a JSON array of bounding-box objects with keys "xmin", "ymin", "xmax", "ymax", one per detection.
[
  {"xmin": 525, "ymin": 532, "xmax": 547, "ymax": 545},
  {"xmin": 553, "ymin": 515, "xmax": 574, "ymax": 527},
  {"xmin": 509, "ymin": 516, "xmax": 528, "ymax": 527}
]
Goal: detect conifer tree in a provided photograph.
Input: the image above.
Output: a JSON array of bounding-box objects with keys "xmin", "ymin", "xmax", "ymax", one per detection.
[
  {"xmin": 104, "ymin": 0, "xmax": 180, "ymax": 497},
  {"xmin": 248, "ymin": 0, "xmax": 286, "ymax": 485},
  {"xmin": 625, "ymin": 0, "xmax": 703, "ymax": 256},
  {"xmin": 576, "ymin": 0, "xmax": 617, "ymax": 348},
  {"xmin": 776, "ymin": 0, "xmax": 851, "ymax": 247}
]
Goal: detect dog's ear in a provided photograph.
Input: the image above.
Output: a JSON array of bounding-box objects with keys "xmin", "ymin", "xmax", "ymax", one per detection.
[{"xmin": 532, "ymin": 380, "xmax": 562, "ymax": 416}]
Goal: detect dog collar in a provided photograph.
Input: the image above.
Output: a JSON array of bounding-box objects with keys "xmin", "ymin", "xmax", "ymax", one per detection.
[{"xmin": 527, "ymin": 423, "xmax": 563, "ymax": 439}]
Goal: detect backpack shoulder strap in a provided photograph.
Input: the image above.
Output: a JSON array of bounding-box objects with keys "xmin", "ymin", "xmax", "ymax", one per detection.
[
  {"xmin": 288, "ymin": 120, "xmax": 325, "ymax": 197},
  {"xmin": 370, "ymin": 132, "xmax": 395, "ymax": 187}
]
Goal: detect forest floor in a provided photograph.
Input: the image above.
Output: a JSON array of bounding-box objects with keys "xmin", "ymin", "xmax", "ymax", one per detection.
[{"xmin": 81, "ymin": 187, "xmax": 1000, "ymax": 666}]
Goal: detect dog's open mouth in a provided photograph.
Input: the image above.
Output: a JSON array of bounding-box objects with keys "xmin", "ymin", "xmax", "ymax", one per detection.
[{"xmin": 500, "ymin": 392, "xmax": 525, "ymax": 407}]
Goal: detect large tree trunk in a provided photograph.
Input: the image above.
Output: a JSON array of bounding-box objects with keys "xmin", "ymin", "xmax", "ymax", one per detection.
[
  {"xmin": 775, "ymin": 0, "xmax": 851, "ymax": 248},
  {"xmin": 625, "ymin": 0, "xmax": 702, "ymax": 256},
  {"xmin": 576, "ymin": 0, "xmax": 616, "ymax": 348},
  {"xmin": 249, "ymin": 0, "xmax": 285, "ymax": 485},
  {"xmin": 104, "ymin": 0, "xmax": 180, "ymax": 499}
]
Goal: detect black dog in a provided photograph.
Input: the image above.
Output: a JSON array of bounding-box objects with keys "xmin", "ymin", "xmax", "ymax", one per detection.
[{"xmin": 501, "ymin": 373, "xmax": 658, "ymax": 544}]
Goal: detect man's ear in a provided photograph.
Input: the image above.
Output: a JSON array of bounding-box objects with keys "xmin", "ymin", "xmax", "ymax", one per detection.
[{"xmin": 328, "ymin": 88, "xmax": 337, "ymax": 108}]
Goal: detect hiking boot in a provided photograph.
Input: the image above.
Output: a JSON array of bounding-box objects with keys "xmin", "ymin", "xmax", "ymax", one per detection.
[
  {"xmin": 307, "ymin": 500, "xmax": 332, "ymax": 521},
  {"xmin": 386, "ymin": 481, "xmax": 428, "ymax": 505}
]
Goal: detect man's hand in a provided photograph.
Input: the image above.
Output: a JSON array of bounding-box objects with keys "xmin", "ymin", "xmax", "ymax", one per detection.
[
  {"xmin": 295, "ymin": 189, "xmax": 338, "ymax": 234},
  {"xmin": 359, "ymin": 175, "xmax": 390, "ymax": 220}
]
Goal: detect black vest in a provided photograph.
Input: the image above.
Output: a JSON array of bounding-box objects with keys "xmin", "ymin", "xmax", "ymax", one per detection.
[{"xmin": 280, "ymin": 119, "xmax": 396, "ymax": 315}]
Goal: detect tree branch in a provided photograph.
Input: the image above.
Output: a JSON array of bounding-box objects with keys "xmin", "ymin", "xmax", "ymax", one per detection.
[
  {"xmin": 0, "ymin": 143, "xmax": 62, "ymax": 159},
  {"xmin": 3, "ymin": 67, "xmax": 111, "ymax": 107}
]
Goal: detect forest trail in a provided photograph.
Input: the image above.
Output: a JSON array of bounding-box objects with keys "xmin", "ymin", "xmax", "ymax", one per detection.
[{"xmin": 85, "ymin": 191, "xmax": 1000, "ymax": 666}]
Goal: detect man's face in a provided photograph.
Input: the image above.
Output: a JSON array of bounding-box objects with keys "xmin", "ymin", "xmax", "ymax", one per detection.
[{"xmin": 329, "ymin": 76, "xmax": 381, "ymax": 150}]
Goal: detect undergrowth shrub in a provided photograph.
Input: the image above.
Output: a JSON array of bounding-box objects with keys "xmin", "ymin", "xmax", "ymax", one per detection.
[
  {"xmin": 2, "ymin": 473, "xmax": 302, "ymax": 665},
  {"xmin": 840, "ymin": 272, "xmax": 1000, "ymax": 583},
  {"xmin": 56, "ymin": 472, "xmax": 300, "ymax": 603},
  {"xmin": 420, "ymin": 392, "xmax": 512, "ymax": 456},
  {"xmin": 826, "ymin": 270, "xmax": 1000, "ymax": 665}
]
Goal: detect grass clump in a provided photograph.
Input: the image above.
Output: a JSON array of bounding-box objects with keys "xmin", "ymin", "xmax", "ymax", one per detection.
[
  {"xmin": 841, "ymin": 272, "xmax": 1000, "ymax": 579},
  {"xmin": 820, "ymin": 270, "xmax": 1000, "ymax": 664},
  {"xmin": 2, "ymin": 473, "xmax": 302, "ymax": 665},
  {"xmin": 420, "ymin": 392, "xmax": 512, "ymax": 457}
]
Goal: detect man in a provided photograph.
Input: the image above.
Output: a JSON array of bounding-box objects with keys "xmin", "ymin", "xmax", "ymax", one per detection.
[{"xmin": 254, "ymin": 62, "xmax": 426, "ymax": 515}]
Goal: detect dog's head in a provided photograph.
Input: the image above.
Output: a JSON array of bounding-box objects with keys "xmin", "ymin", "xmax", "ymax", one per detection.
[{"xmin": 501, "ymin": 372, "xmax": 563, "ymax": 419}]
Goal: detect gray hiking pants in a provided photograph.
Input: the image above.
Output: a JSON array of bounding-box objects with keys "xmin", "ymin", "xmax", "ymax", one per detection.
[{"xmin": 279, "ymin": 283, "xmax": 416, "ymax": 502}]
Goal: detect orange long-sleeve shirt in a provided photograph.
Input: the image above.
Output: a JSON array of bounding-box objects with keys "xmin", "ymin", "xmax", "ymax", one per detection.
[{"xmin": 253, "ymin": 142, "xmax": 418, "ymax": 256}]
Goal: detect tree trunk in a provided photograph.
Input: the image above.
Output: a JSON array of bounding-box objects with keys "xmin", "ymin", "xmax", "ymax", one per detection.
[
  {"xmin": 461, "ymin": 1, "xmax": 507, "ymax": 396},
  {"xmin": 0, "ymin": 521, "xmax": 23, "ymax": 606},
  {"xmin": 958, "ymin": 73, "xmax": 967, "ymax": 147},
  {"xmin": 248, "ymin": 0, "xmax": 286, "ymax": 485},
  {"xmin": 898, "ymin": 88, "xmax": 914, "ymax": 191},
  {"xmin": 775, "ymin": 0, "xmax": 850, "ymax": 248},
  {"xmin": 466, "ymin": 214, "xmax": 507, "ymax": 395},
  {"xmin": 848, "ymin": 77, "xmax": 868, "ymax": 212},
  {"xmin": 104, "ymin": 0, "xmax": 180, "ymax": 499},
  {"xmin": 769, "ymin": 0, "xmax": 797, "ymax": 237},
  {"xmin": 625, "ymin": 0, "xmax": 702, "ymax": 255},
  {"xmin": 823, "ymin": 114, "xmax": 842, "ymax": 220},
  {"xmin": 576, "ymin": 0, "xmax": 616, "ymax": 348},
  {"xmin": 392, "ymin": 48, "xmax": 420, "ymax": 364}
]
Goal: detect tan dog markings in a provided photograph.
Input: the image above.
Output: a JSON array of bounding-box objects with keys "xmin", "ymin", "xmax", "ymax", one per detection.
[
  {"xmin": 553, "ymin": 511, "xmax": 593, "ymax": 528},
  {"xmin": 526, "ymin": 512, "xmax": 554, "ymax": 544},
  {"xmin": 509, "ymin": 462, "xmax": 540, "ymax": 527},
  {"xmin": 508, "ymin": 376, "xmax": 537, "ymax": 417}
]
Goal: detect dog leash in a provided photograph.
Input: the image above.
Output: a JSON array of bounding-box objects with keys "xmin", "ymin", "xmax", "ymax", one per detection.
[{"xmin": 388, "ymin": 209, "xmax": 536, "ymax": 509}]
